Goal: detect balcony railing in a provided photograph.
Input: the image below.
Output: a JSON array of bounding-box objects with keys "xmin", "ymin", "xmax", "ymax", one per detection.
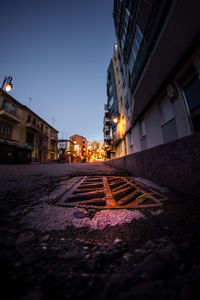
[
  {"xmin": 0, "ymin": 106, "xmax": 21, "ymax": 123},
  {"xmin": 50, "ymin": 133, "xmax": 57, "ymax": 141},
  {"xmin": 104, "ymin": 117, "xmax": 110, "ymax": 125},
  {"xmin": 26, "ymin": 122, "xmax": 41, "ymax": 131},
  {"xmin": 104, "ymin": 134, "xmax": 110, "ymax": 140},
  {"xmin": 104, "ymin": 125, "xmax": 110, "ymax": 132}
]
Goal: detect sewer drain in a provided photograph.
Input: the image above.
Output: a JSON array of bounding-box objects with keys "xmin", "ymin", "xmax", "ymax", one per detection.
[{"xmin": 56, "ymin": 176, "xmax": 168, "ymax": 209}]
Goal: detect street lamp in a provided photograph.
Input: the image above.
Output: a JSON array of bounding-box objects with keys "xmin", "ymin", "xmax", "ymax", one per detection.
[
  {"xmin": 1, "ymin": 76, "xmax": 13, "ymax": 92},
  {"xmin": 113, "ymin": 116, "xmax": 118, "ymax": 124}
]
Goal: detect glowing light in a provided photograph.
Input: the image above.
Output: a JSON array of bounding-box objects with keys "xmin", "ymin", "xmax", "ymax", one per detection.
[
  {"xmin": 113, "ymin": 117, "xmax": 118, "ymax": 123},
  {"xmin": 5, "ymin": 83, "xmax": 13, "ymax": 92},
  {"xmin": 74, "ymin": 141, "xmax": 77, "ymax": 144}
]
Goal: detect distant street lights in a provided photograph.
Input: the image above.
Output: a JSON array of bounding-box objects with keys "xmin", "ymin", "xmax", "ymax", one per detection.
[{"xmin": 1, "ymin": 76, "xmax": 13, "ymax": 92}]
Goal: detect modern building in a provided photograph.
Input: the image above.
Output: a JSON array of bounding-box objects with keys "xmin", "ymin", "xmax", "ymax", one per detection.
[
  {"xmin": 104, "ymin": 43, "xmax": 129, "ymax": 159},
  {"xmin": 0, "ymin": 89, "xmax": 58, "ymax": 163},
  {"xmin": 57, "ymin": 139, "xmax": 74, "ymax": 163},
  {"xmin": 103, "ymin": 54, "xmax": 120, "ymax": 159},
  {"xmin": 69, "ymin": 134, "xmax": 88, "ymax": 162},
  {"xmin": 104, "ymin": 0, "xmax": 200, "ymax": 196},
  {"xmin": 111, "ymin": 0, "xmax": 200, "ymax": 154}
]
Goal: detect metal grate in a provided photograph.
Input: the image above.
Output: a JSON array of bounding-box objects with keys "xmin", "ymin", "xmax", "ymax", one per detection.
[{"xmin": 56, "ymin": 176, "xmax": 168, "ymax": 209}]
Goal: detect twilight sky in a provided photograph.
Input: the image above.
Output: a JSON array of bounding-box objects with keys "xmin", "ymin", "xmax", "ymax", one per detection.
[{"xmin": 0, "ymin": 0, "xmax": 116, "ymax": 141}]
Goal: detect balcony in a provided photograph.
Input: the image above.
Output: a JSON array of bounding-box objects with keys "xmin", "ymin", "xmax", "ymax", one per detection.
[
  {"xmin": 26, "ymin": 122, "xmax": 41, "ymax": 132},
  {"xmin": 50, "ymin": 134, "xmax": 58, "ymax": 141},
  {"xmin": 104, "ymin": 125, "xmax": 110, "ymax": 130},
  {"xmin": 104, "ymin": 134, "xmax": 110, "ymax": 141},
  {"xmin": 104, "ymin": 117, "xmax": 110, "ymax": 125},
  {"xmin": 0, "ymin": 106, "xmax": 21, "ymax": 123}
]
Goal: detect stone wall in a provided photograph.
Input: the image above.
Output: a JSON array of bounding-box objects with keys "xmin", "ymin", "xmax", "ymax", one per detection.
[{"xmin": 104, "ymin": 132, "xmax": 200, "ymax": 197}]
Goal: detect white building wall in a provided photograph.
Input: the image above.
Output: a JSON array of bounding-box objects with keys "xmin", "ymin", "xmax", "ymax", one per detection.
[
  {"xmin": 145, "ymin": 102, "xmax": 163, "ymax": 149},
  {"xmin": 173, "ymin": 85, "xmax": 192, "ymax": 138},
  {"xmin": 132, "ymin": 123, "xmax": 141, "ymax": 153}
]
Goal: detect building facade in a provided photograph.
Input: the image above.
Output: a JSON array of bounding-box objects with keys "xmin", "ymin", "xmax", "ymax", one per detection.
[
  {"xmin": 104, "ymin": 0, "xmax": 200, "ymax": 196},
  {"xmin": 0, "ymin": 89, "xmax": 58, "ymax": 163},
  {"xmin": 57, "ymin": 139, "xmax": 74, "ymax": 163},
  {"xmin": 104, "ymin": 43, "xmax": 130, "ymax": 159},
  {"xmin": 103, "ymin": 55, "xmax": 120, "ymax": 159},
  {"xmin": 105, "ymin": 0, "xmax": 200, "ymax": 156},
  {"xmin": 69, "ymin": 134, "xmax": 88, "ymax": 162}
]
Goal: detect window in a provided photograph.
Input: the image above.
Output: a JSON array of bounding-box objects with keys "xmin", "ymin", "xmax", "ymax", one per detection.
[
  {"xmin": 160, "ymin": 96, "xmax": 177, "ymax": 143},
  {"xmin": 0, "ymin": 121, "xmax": 12, "ymax": 137},
  {"xmin": 128, "ymin": 25, "xmax": 143, "ymax": 73},
  {"xmin": 139, "ymin": 119, "xmax": 147, "ymax": 150},
  {"xmin": 121, "ymin": 8, "xmax": 130, "ymax": 49},
  {"xmin": 11, "ymin": 105, "xmax": 17, "ymax": 114},
  {"xmin": 26, "ymin": 132, "xmax": 34, "ymax": 146},
  {"xmin": 27, "ymin": 115, "xmax": 31, "ymax": 123},
  {"xmin": 109, "ymin": 84, "xmax": 113, "ymax": 96},
  {"xmin": 109, "ymin": 97, "xmax": 114, "ymax": 108},
  {"xmin": 129, "ymin": 129, "xmax": 133, "ymax": 151},
  {"xmin": 140, "ymin": 120, "xmax": 146, "ymax": 138},
  {"xmin": 180, "ymin": 66, "xmax": 200, "ymax": 132},
  {"xmin": 3, "ymin": 100, "xmax": 9, "ymax": 110},
  {"xmin": 160, "ymin": 97, "xmax": 174, "ymax": 124}
]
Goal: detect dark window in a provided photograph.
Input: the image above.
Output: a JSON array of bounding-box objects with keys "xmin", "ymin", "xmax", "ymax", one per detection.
[
  {"xmin": 27, "ymin": 115, "xmax": 31, "ymax": 123},
  {"xmin": 12, "ymin": 105, "xmax": 17, "ymax": 114},
  {"xmin": 0, "ymin": 121, "xmax": 12, "ymax": 137},
  {"xmin": 3, "ymin": 100, "xmax": 9, "ymax": 110},
  {"xmin": 26, "ymin": 132, "xmax": 34, "ymax": 146},
  {"xmin": 180, "ymin": 65, "xmax": 200, "ymax": 132}
]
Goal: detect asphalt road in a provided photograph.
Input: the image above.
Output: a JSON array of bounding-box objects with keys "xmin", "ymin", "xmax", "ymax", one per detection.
[{"xmin": 0, "ymin": 162, "xmax": 200, "ymax": 300}]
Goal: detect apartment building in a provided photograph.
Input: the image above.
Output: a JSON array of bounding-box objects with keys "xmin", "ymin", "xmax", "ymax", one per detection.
[
  {"xmin": 104, "ymin": 43, "xmax": 129, "ymax": 159},
  {"xmin": 103, "ymin": 56, "xmax": 119, "ymax": 159},
  {"xmin": 69, "ymin": 134, "xmax": 88, "ymax": 162},
  {"xmin": 111, "ymin": 0, "xmax": 200, "ymax": 154},
  {"xmin": 0, "ymin": 89, "xmax": 58, "ymax": 163},
  {"xmin": 104, "ymin": 0, "xmax": 200, "ymax": 196}
]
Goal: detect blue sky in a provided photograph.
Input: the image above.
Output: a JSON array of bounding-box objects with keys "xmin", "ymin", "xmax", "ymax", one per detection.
[{"xmin": 0, "ymin": 0, "xmax": 116, "ymax": 141}]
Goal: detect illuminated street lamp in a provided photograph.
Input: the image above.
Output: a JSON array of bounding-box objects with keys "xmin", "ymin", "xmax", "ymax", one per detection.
[
  {"xmin": 113, "ymin": 116, "xmax": 118, "ymax": 124},
  {"xmin": 1, "ymin": 76, "xmax": 13, "ymax": 92}
]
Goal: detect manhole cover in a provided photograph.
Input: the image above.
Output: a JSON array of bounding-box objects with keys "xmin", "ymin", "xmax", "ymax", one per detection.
[{"xmin": 56, "ymin": 176, "xmax": 168, "ymax": 209}]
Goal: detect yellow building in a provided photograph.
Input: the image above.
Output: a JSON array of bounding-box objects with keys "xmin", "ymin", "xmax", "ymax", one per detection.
[{"xmin": 0, "ymin": 89, "xmax": 58, "ymax": 163}]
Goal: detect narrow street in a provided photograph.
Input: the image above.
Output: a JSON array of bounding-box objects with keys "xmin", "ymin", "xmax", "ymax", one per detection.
[{"xmin": 0, "ymin": 163, "xmax": 200, "ymax": 300}]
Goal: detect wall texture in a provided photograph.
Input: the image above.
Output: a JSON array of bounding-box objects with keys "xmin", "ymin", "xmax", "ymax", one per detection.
[{"xmin": 104, "ymin": 132, "xmax": 200, "ymax": 197}]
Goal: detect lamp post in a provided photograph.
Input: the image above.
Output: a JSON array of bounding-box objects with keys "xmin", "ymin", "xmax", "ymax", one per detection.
[{"xmin": 1, "ymin": 76, "xmax": 13, "ymax": 92}]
